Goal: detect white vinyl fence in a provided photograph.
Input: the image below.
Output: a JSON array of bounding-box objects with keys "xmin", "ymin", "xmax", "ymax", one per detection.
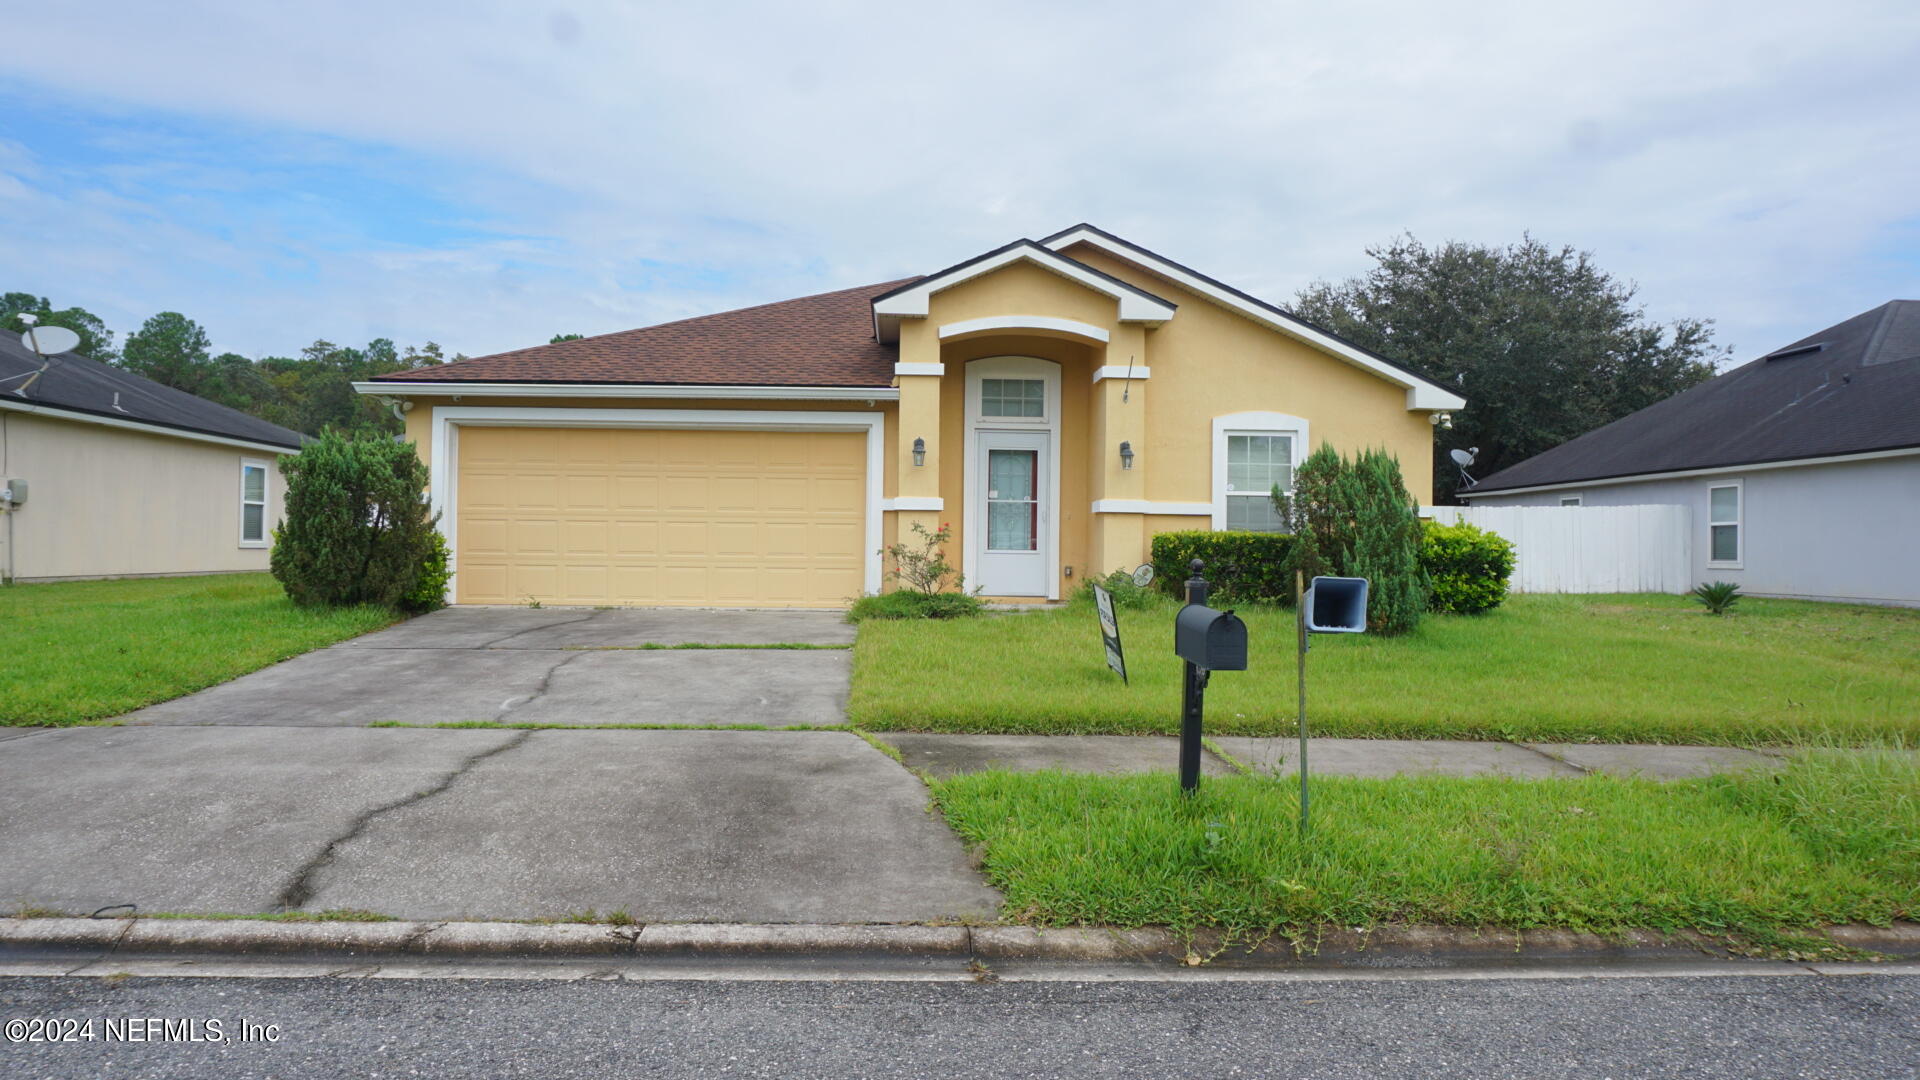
[{"xmin": 1424, "ymin": 504, "xmax": 1692, "ymax": 595}]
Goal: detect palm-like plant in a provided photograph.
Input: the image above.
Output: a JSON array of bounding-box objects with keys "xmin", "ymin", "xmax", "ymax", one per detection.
[{"xmin": 1692, "ymin": 581, "xmax": 1742, "ymax": 615}]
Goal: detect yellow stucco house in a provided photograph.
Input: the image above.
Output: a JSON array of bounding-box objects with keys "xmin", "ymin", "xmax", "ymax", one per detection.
[{"xmin": 357, "ymin": 225, "xmax": 1465, "ymax": 608}]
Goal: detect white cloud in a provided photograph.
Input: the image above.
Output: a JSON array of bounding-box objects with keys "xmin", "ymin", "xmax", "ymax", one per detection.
[{"xmin": 2, "ymin": 0, "xmax": 1917, "ymax": 360}]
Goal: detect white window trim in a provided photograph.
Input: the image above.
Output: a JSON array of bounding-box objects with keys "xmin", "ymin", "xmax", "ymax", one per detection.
[
  {"xmin": 1211, "ymin": 412, "xmax": 1309, "ymax": 531},
  {"xmin": 963, "ymin": 357, "xmax": 1062, "ymax": 599},
  {"xmin": 1560, "ymin": 496, "xmax": 1583, "ymax": 507},
  {"xmin": 1707, "ymin": 480, "xmax": 1743, "ymax": 569},
  {"xmin": 239, "ymin": 459, "xmax": 271, "ymax": 548},
  {"xmin": 429, "ymin": 405, "xmax": 887, "ymax": 604}
]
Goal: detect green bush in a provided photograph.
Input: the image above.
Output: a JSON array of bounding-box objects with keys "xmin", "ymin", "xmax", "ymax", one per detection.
[
  {"xmin": 848, "ymin": 590, "xmax": 984, "ymax": 622},
  {"xmin": 400, "ymin": 530, "xmax": 452, "ymax": 614},
  {"xmin": 1420, "ymin": 521, "xmax": 1516, "ymax": 615},
  {"xmin": 1275, "ymin": 444, "xmax": 1428, "ymax": 634},
  {"xmin": 1077, "ymin": 568, "xmax": 1159, "ymax": 610},
  {"xmin": 1149, "ymin": 531, "xmax": 1296, "ymax": 605},
  {"xmin": 270, "ymin": 430, "xmax": 439, "ymax": 609}
]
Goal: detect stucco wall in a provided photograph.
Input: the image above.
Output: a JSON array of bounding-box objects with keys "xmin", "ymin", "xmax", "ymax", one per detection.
[
  {"xmin": 1465, "ymin": 455, "xmax": 1920, "ymax": 605},
  {"xmin": 0, "ymin": 410, "xmax": 292, "ymax": 582},
  {"xmin": 1064, "ymin": 245, "xmax": 1437, "ymax": 504}
]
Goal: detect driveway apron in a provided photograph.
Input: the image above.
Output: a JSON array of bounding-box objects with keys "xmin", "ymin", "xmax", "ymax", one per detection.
[{"xmin": 5, "ymin": 609, "xmax": 1002, "ymax": 924}]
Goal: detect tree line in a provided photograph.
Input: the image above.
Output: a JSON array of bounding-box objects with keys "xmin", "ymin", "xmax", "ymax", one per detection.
[{"xmin": 1, "ymin": 293, "xmax": 455, "ymax": 438}]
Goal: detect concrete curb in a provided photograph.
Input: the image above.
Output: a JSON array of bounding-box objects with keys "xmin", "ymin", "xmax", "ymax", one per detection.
[{"xmin": 4, "ymin": 918, "xmax": 1917, "ymax": 968}]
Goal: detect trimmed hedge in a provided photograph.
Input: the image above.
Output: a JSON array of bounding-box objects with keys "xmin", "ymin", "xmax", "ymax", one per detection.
[
  {"xmin": 1149, "ymin": 530, "xmax": 1296, "ymax": 605},
  {"xmin": 1420, "ymin": 521, "xmax": 1516, "ymax": 615}
]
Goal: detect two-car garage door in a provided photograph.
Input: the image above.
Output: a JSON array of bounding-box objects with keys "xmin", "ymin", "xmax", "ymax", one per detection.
[{"xmin": 454, "ymin": 426, "xmax": 866, "ymax": 608}]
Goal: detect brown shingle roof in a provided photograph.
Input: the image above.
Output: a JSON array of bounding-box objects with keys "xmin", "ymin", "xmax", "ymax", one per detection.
[{"xmin": 372, "ymin": 279, "xmax": 918, "ymax": 387}]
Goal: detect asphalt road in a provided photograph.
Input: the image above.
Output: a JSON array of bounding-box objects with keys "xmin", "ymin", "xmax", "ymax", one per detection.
[{"xmin": 3, "ymin": 972, "xmax": 1916, "ymax": 1079}]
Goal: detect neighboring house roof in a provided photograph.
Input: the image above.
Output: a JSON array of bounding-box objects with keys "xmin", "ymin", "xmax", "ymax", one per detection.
[
  {"xmin": 0, "ymin": 330, "xmax": 306, "ymax": 452},
  {"xmin": 370, "ymin": 280, "xmax": 915, "ymax": 388},
  {"xmin": 364, "ymin": 225, "xmax": 1462, "ymax": 411},
  {"xmin": 1465, "ymin": 300, "xmax": 1920, "ymax": 495}
]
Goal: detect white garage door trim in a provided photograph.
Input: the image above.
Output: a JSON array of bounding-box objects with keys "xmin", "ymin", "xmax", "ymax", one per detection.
[{"xmin": 430, "ymin": 405, "xmax": 887, "ymax": 604}]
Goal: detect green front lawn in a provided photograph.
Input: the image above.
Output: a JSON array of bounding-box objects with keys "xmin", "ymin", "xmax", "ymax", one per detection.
[
  {"xmin": 1, "ymin": 574, "xmax": 398, "ymax": 725},
  {"xmin": 931, "ymin": 749, "xmax": 1918, "ymax": 937},
  {"xmin": 850, "ymin": 592, "xmax": 1920, "ymax": 745}
]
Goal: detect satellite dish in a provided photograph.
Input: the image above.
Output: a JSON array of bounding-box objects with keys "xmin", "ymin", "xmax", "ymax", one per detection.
[
  {"xmin": 1130, "ymin": 564, "xmax": 1155, "ymax": 588},
  {"xmin": 23, "ymin": 325, "xmax": 81, "ymax": 356},
  {"xmin": 1449, "ymin": 447, "xmax": 1478, "ymax": 467}
]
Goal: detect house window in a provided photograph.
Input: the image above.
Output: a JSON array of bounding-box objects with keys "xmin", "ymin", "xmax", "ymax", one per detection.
[
  {"xmin": 980, "ymin": 378, "xmax": 1044, "ymax": 418},
  {"xmin": 1560, "ymin": 496, "xmax": 1583, "ymax": 507},
  {"xmin": 1224, "ymin": 433, "xmax": 1294, "ymax": 532},
  {"xmin": 1708, "ymin": 482, "xmax": 1741, "ymax": 566},
  {"xmin": 241, "ymin": 461, "xmax": 269, "ymax": 547}
]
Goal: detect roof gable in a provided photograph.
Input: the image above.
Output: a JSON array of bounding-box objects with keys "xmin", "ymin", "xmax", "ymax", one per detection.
[
  {"xmin": 1039, "ymin": 224, "xmax": 1466, "ymax": 411},
  {"xmin": 870, "ymin": 239, "xmax": 1176, "ymax": 343},
  {"xmin": 1466, "ymin": 300, "xmax": 1920, "ymax": 494}
]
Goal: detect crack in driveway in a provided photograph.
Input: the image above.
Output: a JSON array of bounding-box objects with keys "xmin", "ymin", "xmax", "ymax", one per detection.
[
  {"xmin": 495, "ymin": 652, "xmax": 585, "ymax": 719},
  {"xmin": 478, "ymin": 611, "xmax": 605, "ymax": 650},
  {"xmin": 274, "ymin": 731, "xmax": 533, "ymax": 911}
]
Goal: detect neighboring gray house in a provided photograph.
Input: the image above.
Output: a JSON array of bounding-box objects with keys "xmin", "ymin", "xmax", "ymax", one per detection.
[
  {"xmin": 0, "ymin": 330, "xmax": 306, "ymax": 583},
  {"xmin": 1460, "ymin": 300, "xmax": 1920, "ymax": 607}
]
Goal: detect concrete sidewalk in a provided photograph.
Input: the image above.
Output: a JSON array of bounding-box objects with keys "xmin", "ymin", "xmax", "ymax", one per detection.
[{"xmin": 877, "ymin": 733, "xmax": 1797, "ymax": 780}]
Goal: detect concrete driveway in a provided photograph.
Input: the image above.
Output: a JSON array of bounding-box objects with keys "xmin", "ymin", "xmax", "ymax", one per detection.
[
  {"xmin": 125, "ymin": 607, "xmax": 856, "ymax": 728},
  {"xmin": 2, "ymin": 608, "xmax": 1004, "ymax": 924}
]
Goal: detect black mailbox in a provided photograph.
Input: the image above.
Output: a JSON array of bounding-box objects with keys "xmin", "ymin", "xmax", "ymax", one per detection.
[{"xmin": 1174, "ymin": 604, "xmax": 1248, "ymax": 671}]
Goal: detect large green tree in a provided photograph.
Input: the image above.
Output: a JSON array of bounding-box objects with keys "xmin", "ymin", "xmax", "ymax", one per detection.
[
  {"xmin": 1293, "ymin": 235, "xmax": 1726, "ymax": 502},
  {"xmin": 121, "ymin": 311, "xmax": 214, "ymax": 392}
]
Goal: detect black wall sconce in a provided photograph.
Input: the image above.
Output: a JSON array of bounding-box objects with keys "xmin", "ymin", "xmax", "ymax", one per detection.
[
  {"xmin": 912, "ymin": 437, "xmax": 926, "ymax": 467},
  {"xmin": 1119, "ymin": 440, "xmax": 1134, "ymax": 470}
]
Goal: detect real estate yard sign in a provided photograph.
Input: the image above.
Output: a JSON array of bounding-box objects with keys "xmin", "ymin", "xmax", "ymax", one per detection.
[{"xmin": 1092, "ymin": 582, "xmax": 1128, "ymax": 684}]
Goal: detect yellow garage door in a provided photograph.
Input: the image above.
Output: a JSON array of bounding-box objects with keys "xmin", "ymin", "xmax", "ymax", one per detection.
[{"xmin": 455, "ymin": 427, "xmax": 865, "ymax": 608}]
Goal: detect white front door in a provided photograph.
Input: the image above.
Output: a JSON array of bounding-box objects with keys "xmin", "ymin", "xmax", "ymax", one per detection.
[{"xmin": 975, "ymin": 431, "xmax": 1050, "ymax": 596}]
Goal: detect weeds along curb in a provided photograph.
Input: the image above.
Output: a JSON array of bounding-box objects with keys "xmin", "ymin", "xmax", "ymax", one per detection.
[{"xmin": 5, "ymin": 918, "xmax": 1917, "ymax": 967}]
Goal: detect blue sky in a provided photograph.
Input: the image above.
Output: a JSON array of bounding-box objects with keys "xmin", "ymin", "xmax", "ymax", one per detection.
[{"xmin": 2, "ymin": 1, "xmax": 1917, "ymax": 364}]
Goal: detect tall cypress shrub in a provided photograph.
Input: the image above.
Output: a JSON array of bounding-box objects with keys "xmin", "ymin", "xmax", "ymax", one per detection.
[
  {"xmin": 271, "ymin": 430, "xmax": 438, "ymax": 608},
  {"xmin": 1344, "ymin": 449, "xmax": 1428, "ymax": 634},
  {"xmin": 1274, "ymin": 444, "xmax": 1428, "ymax": 635}
]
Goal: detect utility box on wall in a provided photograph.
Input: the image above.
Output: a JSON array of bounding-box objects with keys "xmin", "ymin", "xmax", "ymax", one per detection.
[{"xmin": 0, "ymin": 479, "xmax": 25, "ymax": 505}]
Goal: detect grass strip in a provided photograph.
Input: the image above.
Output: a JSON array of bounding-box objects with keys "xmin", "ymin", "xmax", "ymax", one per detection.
[
  {"xmin": 561, "ymin": 642, "xmax": 852, "ymax": 651},
  {"xmin": 1, "ymin": 574, "xmax": 398, "ymax": 726},
  {"xmin": 365, "ymin": 721, "xmax": 851, "ymax": 732},
  {"xmin": 929, "ymin": 749, "xmax": 1918, "ymax": 937},
  {"xmin": 851, "ymin": 592, "xmax": 1920, "ymax": 746}
]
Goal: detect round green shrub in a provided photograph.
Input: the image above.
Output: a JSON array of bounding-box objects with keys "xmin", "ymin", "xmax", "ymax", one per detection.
[
  {"xmin": 270, "ymin": 430, "xmax": 439, "ymax": 609},
  {"xmin": 1420, "ymin": 521, "xmax": 1516, "ymax": 615}
]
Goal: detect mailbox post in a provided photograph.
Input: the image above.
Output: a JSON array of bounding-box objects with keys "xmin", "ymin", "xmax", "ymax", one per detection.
[{"xmin": 1174, "ymin": 559, "xmax": 1248, "ymax": 794}]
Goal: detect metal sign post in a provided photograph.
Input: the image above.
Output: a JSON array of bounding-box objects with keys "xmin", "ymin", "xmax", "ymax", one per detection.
[
  {"xmin": 1091, "ymin": 582, "xmax": 1128, "ymax": 684},
  {"xmin": 1295, "ymin": 571, "xmax": 1309, "ymax": 837},
  {"xmin": 1296, "ymin": 573, "xmax": 1370, "ymax": 837}
]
